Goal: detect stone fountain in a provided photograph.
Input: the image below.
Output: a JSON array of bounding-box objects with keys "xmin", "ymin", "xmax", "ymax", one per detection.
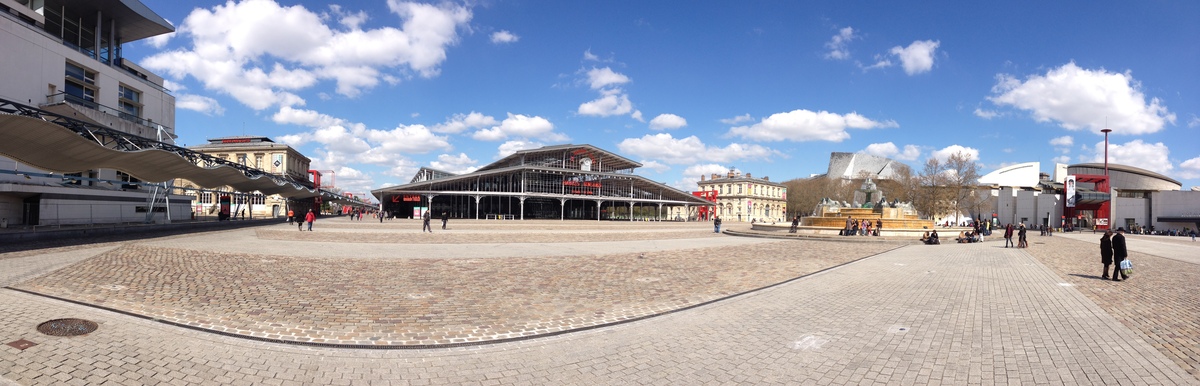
[{"xmin": 752, "ymin": 178, "xmax": 934, "ymax": 237}]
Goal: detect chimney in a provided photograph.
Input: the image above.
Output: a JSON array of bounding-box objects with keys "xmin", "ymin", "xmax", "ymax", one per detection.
[
  {"xmin": 746, "ymin": 173, "xmax": 752, "ymax": 179},
  {"xmin": 764, "ymin": 176, "xmax": 769, "ymax": 181},
  {"xmin": 700, "ymin": 175, "xmax": 705, "ymax": 181},
  {"xmin": 727, "ymin": 171, "xmax": 735, "ymax": 178},
  {"xmin": 712, "ymin": 173, "xmax": 719, "ymax": 180}
]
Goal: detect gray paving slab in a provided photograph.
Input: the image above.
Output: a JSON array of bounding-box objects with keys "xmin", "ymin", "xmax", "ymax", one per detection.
[
  {"xmin": 2, "ymin": 227, "xmax": 1195, "ymax": 385},
  {"xmin": 1053, "ymin": 231, "xmax": 1200, "ymax": 265}
]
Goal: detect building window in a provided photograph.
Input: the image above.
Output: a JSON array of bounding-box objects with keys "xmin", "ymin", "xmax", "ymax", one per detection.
[
  {"xmin": 237, "ymin": 154, "xmax": 247, "ymax": 165},
  {"xmin": 118, "ymin": 85, "xmax": 142, "ymax": 119},
  {"xmin": 64, "ymin": 62, "xmax": 99, "ymax": 106}
]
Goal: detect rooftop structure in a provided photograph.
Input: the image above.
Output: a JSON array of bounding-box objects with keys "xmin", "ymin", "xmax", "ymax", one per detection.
[
  {"xmin": 372, "ymin": 144, "xmax": 712, "ymax": 220},
  {"xmin": 825, "ymin": 152, "xmax": 907, "ymax": 180}
]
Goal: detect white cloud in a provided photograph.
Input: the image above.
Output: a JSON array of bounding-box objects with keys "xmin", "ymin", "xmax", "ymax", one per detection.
[
  {"xmin": 582, "ymin": 49, "xmax": 599, "ymax": 61},
  {"xmin": 584, "ymin": 67, "xmax": 630, "ymax": 90},
  {"xmin": 639, "ymin": 160, "xmax": 670, "ymax": 173},
  {"xmin": 631, "ymin": 109, "xmax": 644, "ymax": 122},
  {"xmin": 141, "ymin": 0, "xmax": 471, "ymax": 110},
  {"xmin": 1179, "ymin": 156, "xmax": 1200, "ymax": 179},
  {"xmin": 988, "ymin": 62, "xmax": 1175, "ymax": 135},
  {"xmin": 175, "ymin": 94, "xmax": 225, "ymax": 116},
  {"xmin": 617, "ymin": 133, "xmax": 778, "ymax": 165},
  {"xmin": 472, "ymin": 113, "xmax": 565, "ymax": 142},
  {"xmin": 429, "ymin": 153, "xmax": 479, "ymax": 174},
  {"xmin": 1053, "ymin": 155, "xmax": 1071, "ymax": 164},
  {"xmin": 824, "ymin": 27, "xmax": 857, "ymax": 60},
  {"xmin": 272, "ymin": 106, "xmax": 450, "ymax": 172},
  {"xmin": 497, "ymin": 139, "xmax": 543, "ymax": 158},
  {"xmin": 727, "ymin": 109, "xmax": 898, "ymax": 142},
  {"xmin": 1049, "ymin": 135, "xmax": 1074, "ymax": 148},
  {"xmin": 1188, "ymin": 116, "xmax": 1200, "ymax": 128},
  {"xmin": 431, "ymin": 112, "xmax": 497, "ymax": 134},
  {"xmin": 858, "ymin": 54, "xmax": 893, "ymax": 71},
  {"xmin": 144, "ymin": 19, "xmax": 176, "ymax": 48},
  {"xmin": 1091, "ymin": 139, "xmax": 1173, "ymax": 175},
  {"xmin": 578, "ymin": 88, "xmax": 634, "ymax": 117},
  {"xmin": 649, "ymin": 114, "xmax": 687, "ymax": 130},
  {"xmin": 862, "ymin": 142, "xmax": 920, "ymax": 161},
  {"xmin": 720, "ymin": 114, "xmax": 753, "ymax": 125},
  {"xmin": 490, "ymin": 30, "xmax": 519, "ymax": 44},
  {"xmin": 930, "ymin": 144, "xmax": 980, "ymax": 163},
  {"xmin": 973, "ymin": 108, "xmax": 1000, "ymax": 119},
  {"xmin": 674, "ymin": 164, "xmax": 732, "ymax": 191},
  {"xmin": 889, "ymin": 40, "xmax": 940, "ymax": 75}
]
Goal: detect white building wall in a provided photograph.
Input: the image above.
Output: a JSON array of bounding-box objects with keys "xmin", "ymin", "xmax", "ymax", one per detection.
[
  {"xmin": 1, "ymin": 11, "xmax": 180, "ymax": 226},
  {"xmin": 1150, "ymin": 191, "xmax": 1200, "ymax": 231},
  {"xmin": 1113, "ymin": 196, "xmax": 1150, "ymax": 230}
]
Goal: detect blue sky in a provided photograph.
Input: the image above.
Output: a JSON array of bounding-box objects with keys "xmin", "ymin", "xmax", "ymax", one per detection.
[{"xmin": 127, "ymin": 0, "xmax": 1200, "ymax": 198}]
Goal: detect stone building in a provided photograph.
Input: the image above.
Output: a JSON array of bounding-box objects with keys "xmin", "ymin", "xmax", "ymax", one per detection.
[
  {"xmin": 694, "ymin": 170, "xmax": 787, "ymax": 223},
  {"xmin": 180, "ymin": 136, "xmax": 312, "ymax": 219}
]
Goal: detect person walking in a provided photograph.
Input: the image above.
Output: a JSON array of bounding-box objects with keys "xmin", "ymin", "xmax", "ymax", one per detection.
[
  {"xmin": 713, "ymin": 215, "xmax": 722, "ymax": 233},
  {"xmin": 789, "ymin": 216, "xmax": 799, "ymax": 233},
  {"xmin": 1003, "ymin": 223, "xmax": 1014, "ymax": 248},
  {"xmin": 287, "ymin": 209, "xmax": 295, "ymax": 225},
  {"xmin": 1111, "ymin": 228, "xmax": 1129, "ymax": 281},
  {"xmin": 1017, "ymin": 223, "xmax": 1028, "ymax": 248},
  {"xmin": 304, "ymin": 209, "xmax": 315, "ymax": 231},
  {"xmin": 1099, "ymin": 230, "xmax": 1114, "ymax": 279},
  {"xmin": 422, "ymin": 210, "xmax": 433, "ymax": 233},
  {"xmin": 440, "ymin": 211, "xmax": 449, "ymax": 230}
]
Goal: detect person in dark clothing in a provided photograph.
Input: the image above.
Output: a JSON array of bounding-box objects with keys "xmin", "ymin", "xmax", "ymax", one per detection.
[
  {"xmin": 789, "ymin": 216, "xmax": 800, "ymax": 233},
  {"xmin": 875, "ymin": 219, "xmax": 882, "ymax": 236},
  {"xmin": 1099, "ymin": 230, "xmax": 1114, "ymax": 279},
  {"xmin": 1017, "ymin": 223, "xmax": 1028, "ymax": 248},
  {"xmin": 422, "ymin": 211, "xmax": 433, "ymax": 233},
  {"xmin": 1003, "ymin": 224, "xmax": 1014, "ymax": 248},
  {"xmin": 1111, "ymin": 228, "xmax": 1128, "ymax": 281},
  {"xmin": 440, "ymin": 211, "xmax": 449, "ymax": 230},
  {"xmin": 713, "ymin": 216, "xmax": 722, "ymax": 233}
]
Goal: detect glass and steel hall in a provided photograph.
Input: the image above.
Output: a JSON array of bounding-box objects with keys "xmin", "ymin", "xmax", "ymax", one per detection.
[{"xmin": 371, "ymin": 145, "xmax": 714, "ymax": 220}]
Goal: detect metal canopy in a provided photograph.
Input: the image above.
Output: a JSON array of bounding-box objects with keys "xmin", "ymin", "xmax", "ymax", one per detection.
[{"xmin": 0, "ymin": 98, "xmax": 371, "ymax": 207}]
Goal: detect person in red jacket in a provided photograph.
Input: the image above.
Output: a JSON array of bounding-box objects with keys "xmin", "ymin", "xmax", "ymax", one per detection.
[{"xmin": 304, "ymin": 209, "xmax": 316, "ymax": 231}]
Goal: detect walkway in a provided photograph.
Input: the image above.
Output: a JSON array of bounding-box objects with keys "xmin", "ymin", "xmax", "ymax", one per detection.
[{"xmin": 1, "ymin": 220, "xmax": 1196, "ymax": 385}]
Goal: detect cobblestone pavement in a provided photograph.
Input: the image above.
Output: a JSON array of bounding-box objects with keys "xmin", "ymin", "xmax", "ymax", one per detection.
[
  {"xmin": 1, "ymin": 219, "xmax": 1197, "ymax": 385},
  {"xmin": 1023, "ymin": 232, "xmax": 1200, "ymax": 379}
]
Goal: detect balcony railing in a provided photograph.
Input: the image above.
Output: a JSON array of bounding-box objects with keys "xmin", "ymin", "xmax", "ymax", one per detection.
[{"xmin": 45, "ymin": 92, "xmax": 174, "ymax": 136}]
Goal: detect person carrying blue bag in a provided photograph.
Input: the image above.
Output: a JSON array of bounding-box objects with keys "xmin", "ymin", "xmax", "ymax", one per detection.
[{"xmin": 1111, "ymin": 228, "xmax": 1129, "ymax": 281}]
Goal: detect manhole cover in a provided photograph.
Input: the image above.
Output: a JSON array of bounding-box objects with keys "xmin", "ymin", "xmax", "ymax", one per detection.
[{"xmin": 36, "ymin": 319, "xmax": 98, "ymax": 336}]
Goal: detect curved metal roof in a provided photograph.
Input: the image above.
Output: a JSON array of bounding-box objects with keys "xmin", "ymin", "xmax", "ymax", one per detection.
[
  {"xmin": 1068, "ymin": 163, "xmax": 1181, "ymax": 186},
  {"xmin": 0, "ymin": 114, "xmax": 320, "ymax": 198},
  {"xmin": 0, "ymin": 98, "xmax": 372, "ymax": 207}
]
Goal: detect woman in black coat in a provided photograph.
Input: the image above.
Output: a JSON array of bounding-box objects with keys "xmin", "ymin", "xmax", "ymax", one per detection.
[{"xmin": 1099, "ymin": 230, "xmax": 1114, "ymax": 279}]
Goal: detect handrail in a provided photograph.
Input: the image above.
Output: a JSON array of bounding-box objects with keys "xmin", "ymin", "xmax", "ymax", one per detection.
[{"xmin": 44, "ymin": 92, "xmax": 175, "ymax": 135}]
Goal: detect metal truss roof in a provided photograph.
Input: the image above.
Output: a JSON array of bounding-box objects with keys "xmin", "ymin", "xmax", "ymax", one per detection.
[{"xmin": 0, "ymin": 98, "xmax": 370, "ymax": 207}]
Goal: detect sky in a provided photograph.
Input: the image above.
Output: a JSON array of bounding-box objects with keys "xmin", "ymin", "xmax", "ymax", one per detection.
[{"xmin": 125, "ymin": 0, "xmax": 1200, "ymax": 199}]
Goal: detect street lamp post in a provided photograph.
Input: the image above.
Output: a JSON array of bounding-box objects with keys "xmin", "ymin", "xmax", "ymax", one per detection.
[{"xmin": 1102, "ymin": 128, "xmax": 1112, "ymax": 230}]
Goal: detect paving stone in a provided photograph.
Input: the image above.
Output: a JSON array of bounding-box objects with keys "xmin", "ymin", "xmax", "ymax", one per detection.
[{"xmin": 0, "ymin": 220, "xmax": 1196, "ymax": 385}]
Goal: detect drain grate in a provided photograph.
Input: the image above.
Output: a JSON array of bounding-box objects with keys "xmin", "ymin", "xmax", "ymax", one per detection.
[{"xmin": 36, "ymin": 318, "xmax": 98, "ymax": 336}]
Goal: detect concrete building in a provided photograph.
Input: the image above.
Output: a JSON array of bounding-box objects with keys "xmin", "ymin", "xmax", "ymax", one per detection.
[
  {"xmin": 824, "ymin": 152, "xmax": 907, "ymax": 181},
  {"xmin": 180, "ymin": 136, "xmax": 312, "ymax": 219},
  {"xmin": 0, "ymin": 0, "xmax": 190, "ymax": 226},
  {"xmin": 693, "ymin": 170, "xmax": 787, "ymax": 223},
  {"xmin": 981, "ymin": 161, "xmax": 1199, "ymax": 233}
]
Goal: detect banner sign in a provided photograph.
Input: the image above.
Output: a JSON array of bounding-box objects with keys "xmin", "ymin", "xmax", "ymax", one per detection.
[{"xmin": 1065, "ymin": 175, "xmax": 1077, "ymax": 208}]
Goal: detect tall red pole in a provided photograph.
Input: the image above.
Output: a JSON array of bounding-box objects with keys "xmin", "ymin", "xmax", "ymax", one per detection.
[{"xmin": 1102, "ymin": 128, "xmax": 1112, "ymax": 230}]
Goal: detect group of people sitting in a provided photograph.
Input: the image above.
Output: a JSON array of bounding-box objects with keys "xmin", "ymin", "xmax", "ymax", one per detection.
[
  {"xmin": 955, "ymin": 230, "xmax": 982, "ymax": 243},
  {"xmin": 920, "ymin": 230, "xmax": 940, "ymax": 245},
  {"xmin": 841, "ymin": 216, "xmax": 882, "ymax": 236}
]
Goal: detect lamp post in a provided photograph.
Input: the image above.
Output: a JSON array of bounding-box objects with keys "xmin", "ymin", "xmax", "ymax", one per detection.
[{"xmin": 1102, "ymin": 128, "xmax": 1112, "ymax": 230}]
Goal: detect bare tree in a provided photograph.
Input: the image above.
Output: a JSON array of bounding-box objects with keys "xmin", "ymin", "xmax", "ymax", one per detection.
[
  {"xmin": 944, "ymin": 152, "xmax": 982, "ymax": 225},
  {"xmin": 915, "ymin": 158, "xmax": 949, "ymax": 220}
]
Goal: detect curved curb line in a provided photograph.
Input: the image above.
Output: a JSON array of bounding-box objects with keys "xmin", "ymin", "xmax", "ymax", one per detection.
[{"xmin": 3, "ymin": 244, "xmax": 906, "ymax": 350}]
